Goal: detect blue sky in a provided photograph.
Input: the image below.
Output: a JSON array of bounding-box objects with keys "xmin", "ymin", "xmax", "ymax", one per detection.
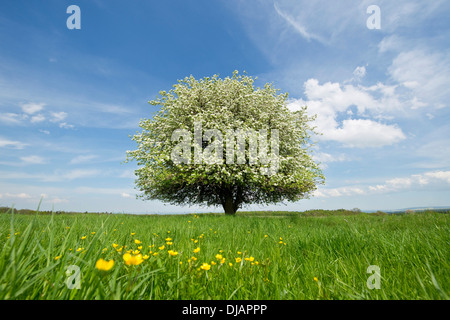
[{"xmin": 1, "ymin": 0, "xmax": 449, "ymax": 213}]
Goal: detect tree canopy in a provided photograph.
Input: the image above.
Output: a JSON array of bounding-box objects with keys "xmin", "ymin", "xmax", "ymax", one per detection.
[{"xmin": 126, "ymin": 71, "xmax": 324, "ymax": 214}]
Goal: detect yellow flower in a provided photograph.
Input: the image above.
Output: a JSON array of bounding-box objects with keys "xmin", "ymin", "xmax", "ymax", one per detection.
[
  {"xmin": 314, "ymin": 277, "xmax": 319, "ymax": 282},
  {"xmin": 132, "ymin": 249, "xmax": 140, "ymax": 255},
  {"xmin": 235, "ymin": 257, "xmax": 242, "ymax": 263},
  {"xmin": 180, "ymin": 261, "xmax": 183, "ymax": 265},
  {"xmin": 194, "ymin": 240, "xmax": 198, "ymax": 244},
  {"xmin": 191, "ymin": 256, "xmax": 197, "ymax": 261},
  {"xmin": 76, "ymin": 247, "xmax": 83, "ymax": 252},
  {"xmin": 153, "ymin": 252, "xmax": 159, "ymax": 256},
  {"xmin": 168, "ymin": 250, "xmax": 178, "ymax": 256},
  {"xmin": 187, "ymin": 259, "xmax": 191, "ymax": 263},
  {"xmin": 134, "ymin": 239, "xmax": 141, "ymax": 244},
  {"xmin": 237, "ymin": 251, "xmax": 242, "ymax": 255},
  {"xmin": 131, "ymin": 232, "xmax": 135, "ymax": 236},
  {"xmin": 280, "ymin": 237, "xmax": 283, "ymax": 240},
  {"xmin": 211, "ymin": 261, "xmax": 217, "ymax": 265},
  {"xmin": 137, "ymin": 246, "xmax": 142, "ymax": 250},
  {"xmin": 96, "ymin": 258, "xmax": 114, "ymax": 271},
  {"xmin": 143, "ymin": 255, "xmax": 150, "ymax": 260},
  {"xmin": 81, "ymin": 236, "xmax": 87, "ymax": 240},
  {"xmin": 215, "ymin": 254, "xmax": 223, "ymax": 260},
  {"xmin": 55, "ymin": 255, "xmax": 62, "ymax": 260},
  {"xmin": 228, "ymin": 263, "xmax": 233, "ymax": 267},
  {"xmin": 116, "ymin": 246, "xmax": 123, "ymax": 252},
  {"xmin": 220, "ymin": 258, "xmax": 226, "ymax": 264},
  {"xmin": 91, "ymin": 232, "xmax": 96, "ymax": 235},
  {"xmin": 123, "ymin": 253, "xmax": 143, "ymax": 266},
  {"xmin": 159, "ymin": 245, "xmax": 165, "ymax": 250},
  {"xmin": 200, "ymin": 263, "xmax": 211, "ymax": 271},
  {"xmin": 165, "ymin": 237, "xmax": 172, "ymax": 241},
  {"xmin": 112, "ymin": 243, "xmax": 119, "ymax": 248},
  {"xmin": 279, "ymin": 241, "xmax": 283, "ymax": 244},
  {"xmin": 264, "ymin": 235, "xmax": 268, "ymax": 238},
  {"xmin": 166, "ymin": 242, "xmax": 173, "ymax": 245},
  {"xmin": 188, "ymin": 220, "xmax": 191, "ymax": 223},
  {"xmin": 193, "ymin": 247, "xmax": 200, "ymax": 253}
]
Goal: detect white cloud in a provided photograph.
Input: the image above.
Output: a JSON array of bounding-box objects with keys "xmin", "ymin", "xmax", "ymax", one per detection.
[
  {"xmin": 352, "ymin": 66, "xmax": 366, "ymax": 80},
  {"xmin": 315, "ymin": 170, "xmax": 450, "ymax": 198},
  {"xmin": 0, "ymin": 169, "xmax": 100, "ymax": 182},
  {"xmin": 388, "ymin": 49, "xmax": 450, "ymax": 108},
  {"xmin": 59, "ymin": 122, "xmax": 74, "ymax": 129},
  {"xmin": 22, "ymin": 103, "xmax": 45, "ymax": 114},
  {"xmin": 0, "ymin": 137, "xmax": 27, "ymax": 149},
  {"xmin": 50, "ymin": 111, "xmax": 68, "ymax": 122},
  {"xmin": 0, "ymin": 113, "xmax": 26, "ymax": 125},
  {"xmin": 121, "ymin": 193, "xmax": 132, "ymax": 198},
  {"xmin": 287, "ymin": 78, "xmax": 406, "ymax": 148},
  {"xmin": 332, "ymin": 119, "xmax": 406, "ymax": 148},
  {"xmin": 4, "ymin": 192, "xmax": 32, "ymax": 199},
  {"xmin": 273, "ymin": 2, "xmax": 325, "ymax": 43},
  {"xmin": 30, "ymin": 114, "xmax": 46, "ymax": 123},
  {"xmin": 20, "ymin": 155, "xmax": 46, "ymax": 164},
  {"xmin": 69, "ymin": 155, "xmax": 98, "ymax": 164}
]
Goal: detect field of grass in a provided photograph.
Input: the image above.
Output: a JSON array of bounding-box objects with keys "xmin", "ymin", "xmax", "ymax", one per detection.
[{"xmin": 0, "ymin": 209, "xmax": 448, "ymax": 300}]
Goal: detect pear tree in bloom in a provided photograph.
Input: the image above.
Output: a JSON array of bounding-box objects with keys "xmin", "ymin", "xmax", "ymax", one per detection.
[{"xmin": 126, "ymin": 71, "xmax": 324, "ymax": 215}]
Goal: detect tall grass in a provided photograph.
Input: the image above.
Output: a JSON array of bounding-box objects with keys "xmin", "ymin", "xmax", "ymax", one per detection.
[{"xmin": 0, "ymin": 210, "xmax": 448, "ymax": 299}]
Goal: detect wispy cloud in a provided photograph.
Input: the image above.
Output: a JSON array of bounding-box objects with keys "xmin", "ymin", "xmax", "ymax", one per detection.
[
  {"xmin": 21, "ymin": 102, "xmax": 45, "ymax": 114},
  {"xmin": 0, "ymin": 136, "xmax": 27, "ymax": 149},
  {"xmin": 69, "ymin": 155, "xmax": 98, "ymax": 164},
  {"xmin": 273, "ymin": 2, "xmax": 326, "ymax": 43},
  {"xmin": 315, "ymin": 170, "xmax": 450, "ymax": 198},
  {"xmin": 19, "ymin": 155, "xmax": 47, "ymax": 165}
]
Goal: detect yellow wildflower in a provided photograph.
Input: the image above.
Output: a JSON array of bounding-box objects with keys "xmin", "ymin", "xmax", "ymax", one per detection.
[
  {"xmin": 81, "ymin": 236, "xmax": 87, "ymax": 240},
  {"xmin": 200, "ymin": 263, "xmax": 211, "ymax": 271},
  {"xmin": 215, "ymin": 254, "xmax": 223, "ymax": 260},
  {"xmin": 134, "ymin": 239, "xmax": 142, "ymax": 244},
  {"xmin": 55, "ymin": 255, "xmax": 62, "ymax": 260},
  {"xmin": 166, "ymin": 242, "xmax": 173, "ymax": 245},
  {"xmin": 168, "ymin": 250, "xmax": 178, "ymax": 256},
  {"xmin": 193, "ymin": 247, "xmax": 200, "ymax": 253},
  {"xmin": 96, "ymin": 258, "xmax": 114, "ymax": 271},
  {"xmin": 143, "ymin": 255, "xmax": 150, "ymax": 260},
  {"xmin": 165, "ymin": 237, "xmax": 172, "ymax": 241},
  {"xmin": 211, "ymin": 261, "xmax": 217, "ymax": 265},
  {"xmin": 112, "ymin": 243, "xmax": 119, "ymax": 248},
  {"xmin": 235, "ymin": 257, "xmax": 242, "ymax": 263},
  {"xmin": 123, "ymin": 253, "xmax": 143, "ymax": 266},
  {"xmin": 159, "ymin": 245, "xmax": 165, "ymax": 250}
]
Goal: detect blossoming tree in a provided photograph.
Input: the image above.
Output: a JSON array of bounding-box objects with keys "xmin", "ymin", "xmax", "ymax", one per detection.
[{"xmin": 126, "ymin": 71, "xmax": 324, "ymax": 214}]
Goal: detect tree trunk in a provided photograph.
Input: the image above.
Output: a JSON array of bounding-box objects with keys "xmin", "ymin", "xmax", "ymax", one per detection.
[{"xmin": 223, "ymin": 193, "xmax": 236, "ymax": 215}]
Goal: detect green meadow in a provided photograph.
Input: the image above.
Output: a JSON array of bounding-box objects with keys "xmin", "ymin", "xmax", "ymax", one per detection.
[{"xmin": 0, "ymin": 209, "xmax": 448, "ymax": 300}]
